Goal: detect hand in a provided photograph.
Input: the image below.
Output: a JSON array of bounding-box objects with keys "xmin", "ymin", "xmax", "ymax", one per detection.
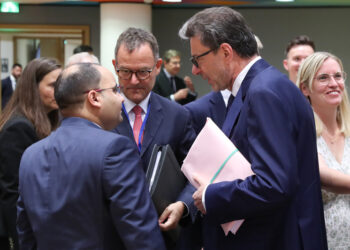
[
  {"xmin": 193, "ymin": 176, "xmax": 207, "ymax": 215},
  {"xmin": 184, "ymin": 76, "xmax": 195, "ymax": 92},
  {"xmin": 174, "ymin": 88, "xmax": 189, "ymax": 101},
  {"xmin": 158, "ymin": 201, "xmax": 185, "ymax": 231}
]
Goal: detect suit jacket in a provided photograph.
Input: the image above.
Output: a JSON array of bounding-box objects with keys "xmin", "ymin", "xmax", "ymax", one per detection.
[
  {"xmin": 185, "ymin": 91, "xmax": 226, "ymax": 135},
  {"xmin": 153, "ymin": 69, "xmax": 197, "ymax": 105},
  {"xmin": 113, "ymin": 92, "xmax": 196, "ymax": 208},
  {"xmin": 0, "ymin": 115, "xmax": 38, "ymax": 249},
  {"xmin": 1, "ymin": 76, "xmax": 14, "ymax": 109},
  {"xmin": 17, "ymin": 117, "xmax": 165, "ymax": 250},
  {"xmin": 202, "ymin": 59, "xmax": 327, "ymax": 249}
]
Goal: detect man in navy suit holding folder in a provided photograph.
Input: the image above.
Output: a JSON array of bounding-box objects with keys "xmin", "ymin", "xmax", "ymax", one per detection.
[
  {"xmin": 179, "ymin": 7, "xmax": 327, "ymax": 250},
  {"xmin": 112, "ymin": 28, "xmax": 196, "ymax": 249}
]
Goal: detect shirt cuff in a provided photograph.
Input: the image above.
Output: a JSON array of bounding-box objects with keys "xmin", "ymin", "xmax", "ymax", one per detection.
[
  {"xmin": 202, "ymin": 184, "xmax": 209, "ymax": 213},
  {"xmin": 170, "ymin": 94, "xmax": 175, "ymax": 101},
  {"xmin": 181, "ymin": 201, "xmax": 189, "ymax": 218}
]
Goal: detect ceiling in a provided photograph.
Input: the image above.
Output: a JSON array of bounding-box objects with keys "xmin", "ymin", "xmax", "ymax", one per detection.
[{"xmin": 9, "ymin": 0, "xmax": 350, "ymax": 7}]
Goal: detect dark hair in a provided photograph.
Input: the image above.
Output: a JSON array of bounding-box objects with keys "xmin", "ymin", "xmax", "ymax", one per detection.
[
  {"xmin": 179, "ymin": 7, "xmax": 257, "ymax": 58},
  {"xmin": 114, "ymin": 27, "xmax": 159, "ymax": 63},
  {"xmin": 55, "ymin": 63, "xmax": 101, "ymax": 110},
  {"xmin": 73, "ymin": 45, "xmax": 93, "ymax": 54},
  {"xmin": 285, "ymin": 35, "xmax": 315, "ymax": 55},
  {"xmin": 0, "ymin": 58, "xmax": 61, "ymax": 139},
  {"xmin": 12, "ymin": 63, "xmax": 22, "ymax": 69}
]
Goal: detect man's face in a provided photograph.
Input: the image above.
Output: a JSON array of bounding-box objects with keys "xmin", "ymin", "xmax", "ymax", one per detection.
[
  {"xmin": 164, "ymin": 56, "xmax": 181, "ymax": 76},
  {"xmin": 283, "ymin": 45, "xmax": 314, "ymax": 83},
  {"xmin": 190, "ymin": 36, "xmax": 231, "ymax": 91},
  {"xmin": 113, "ymin": 43, "xmax": 162, "ymax": 104},
  {"xmin": 98, "ymin": 67, "xmax": 124, "ymax": 130},
  {"xmin": 12, "ymin": 66, "xmax": 22, "ymax": 80}
]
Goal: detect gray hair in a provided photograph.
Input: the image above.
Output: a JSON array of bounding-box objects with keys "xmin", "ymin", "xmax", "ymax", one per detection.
[
  {"xmin": 179, "ymin": 7, "xmax": 257, "ymax": 58},
  {"xmin": 55, "ymin": 63, "xmax": 101, "ymax": 110},
  {"xmin": 114, "ymin": 27, "xmax": 159, "ymax": 63}
]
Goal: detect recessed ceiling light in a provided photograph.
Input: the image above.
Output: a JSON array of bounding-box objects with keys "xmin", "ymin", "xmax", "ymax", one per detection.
[
  {"xmin": 162, "ymin": 0, "xmax": 182, "ymax": 2},
  {"xmin": 275, "ymin": 0, "xmax": 294, "ymax": 2}
]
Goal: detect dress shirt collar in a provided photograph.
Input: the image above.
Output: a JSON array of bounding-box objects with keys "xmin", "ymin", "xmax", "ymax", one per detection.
[
  {"xmin": 122, "ymin": 92, "xmax": 151, "ymax": 114},
  {"xmin": 163, "ymin": 68, "xmax": 172, "ymax": 79},
  {"xmin": 10, "ymin": 75, "xmax": 16, "ymax": 90},
  {"xmin": 231, "ymin": 56, "xmax": 261, "ymax": 97}
]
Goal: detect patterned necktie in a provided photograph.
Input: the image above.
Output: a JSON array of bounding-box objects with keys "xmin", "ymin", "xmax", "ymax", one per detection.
[{"xmin": 132, "ymin": 105, "xmax": 143, "ymax": 144}]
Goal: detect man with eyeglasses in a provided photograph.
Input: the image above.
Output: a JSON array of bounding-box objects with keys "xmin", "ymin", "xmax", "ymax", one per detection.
[
  {"xmin": 153, "ymin": 49, "xmax": 197, "ymax": 105},
  {"xmin": 16, "ymin": 63, "xmax": 165, "ymax": 250},
  {"xmin": 179, "ymin": 7, "xmax": 327, "ymax": 250},
  {"xmin": 112, "ymin": 28, "xmax": 196, "ymax": 249}
]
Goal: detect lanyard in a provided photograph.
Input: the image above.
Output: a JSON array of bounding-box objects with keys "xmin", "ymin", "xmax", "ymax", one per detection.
[{"xmin": 122, "ymin": 102, "xmax": 151, "ymax": 152}]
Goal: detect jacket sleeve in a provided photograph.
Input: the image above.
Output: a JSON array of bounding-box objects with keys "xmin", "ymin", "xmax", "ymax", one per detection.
[
  {"xmin": 102, "ymin": 136, "xmax": 166, "ymax": 250},
  {"xmin": 0, "ymin": 119, "xmax": 38, "ymax": 205}
]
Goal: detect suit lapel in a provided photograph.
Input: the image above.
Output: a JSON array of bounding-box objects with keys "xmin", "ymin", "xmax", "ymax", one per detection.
[
  {"xmin": 210, "ymin": 91, "xmax": 226, "ymax": 128},
  {"xmin": 222, "ymin": 59, "xmax": 270, "ymax": 137},
  {"xmin": 140, "ymin": 93, "xmax": 163, "ymax": 157},
  {"xmin": 115, "ymin": 111, "xmax": 135, "ymax": 143},
  {"xmin": 159, "ymin": 69, "xmax": 174, "ymax": 95}
]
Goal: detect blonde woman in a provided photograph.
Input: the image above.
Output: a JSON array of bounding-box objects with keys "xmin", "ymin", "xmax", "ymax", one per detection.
[{"xmin": 297, "ymin": 51, "xmax": 350, "ymax": 249}]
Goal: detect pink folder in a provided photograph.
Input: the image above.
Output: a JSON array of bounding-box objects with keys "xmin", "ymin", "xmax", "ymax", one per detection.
[{"xmin": 181, "ymin": 118, "xmax": 254, "ymax": 235}]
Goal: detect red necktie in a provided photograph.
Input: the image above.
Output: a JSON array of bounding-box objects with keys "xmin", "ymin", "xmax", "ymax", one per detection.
[{"xmin": 132, "ymin": 105, "xmax": 143, "ymax": 144}]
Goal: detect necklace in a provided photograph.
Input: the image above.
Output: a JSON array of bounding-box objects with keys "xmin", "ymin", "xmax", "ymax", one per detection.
[{"xmin": 322, "ymin": 129, "xmax": 341, "ymax": 144}]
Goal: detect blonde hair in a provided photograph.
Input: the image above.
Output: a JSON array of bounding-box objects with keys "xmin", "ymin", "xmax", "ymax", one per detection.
[{"xmin": 296, "ymin": 51, "xmax": 350, "ymax": 137}]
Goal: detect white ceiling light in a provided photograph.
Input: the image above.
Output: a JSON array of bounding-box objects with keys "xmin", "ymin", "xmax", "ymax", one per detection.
[{"xmin": 162, "ymin": 0, "xmax": 182, "ymax": 2}]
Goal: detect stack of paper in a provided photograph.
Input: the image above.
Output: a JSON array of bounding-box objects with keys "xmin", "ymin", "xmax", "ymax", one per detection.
[{"xmin": 181, "ymin": 118, "xmax": 254, "ymax": 235}]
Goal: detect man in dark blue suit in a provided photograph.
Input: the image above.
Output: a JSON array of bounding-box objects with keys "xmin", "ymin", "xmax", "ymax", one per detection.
[
  {"xmin": 17, "ymin": 63, "xmax": 165, "ymax": 250},
  {"xmin": 185, "ymin": 90, "xmax": 229, "ymax": 134},
  {"xmin": 1, "ymin": 63, "xmax": 22, "ymax": 109},
  {"xmin": 179, "ymin": 7, "xmax": 327, "ymax": 250},
  {"xmin": 112, "ymin": 28, "xmax": 196, "ymax": 249},
  {"xmin": 153, "ymin": 49, "xmax": 197, "ymax": 105}
]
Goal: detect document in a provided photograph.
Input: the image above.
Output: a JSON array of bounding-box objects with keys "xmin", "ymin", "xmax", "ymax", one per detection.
[
  {"xmin": 146, "ymin": 144, "xmax": 187, "ymax": 243},
  {"xmin": 181, "ymin": 118, "xmax": 254, "ymax": 235}
]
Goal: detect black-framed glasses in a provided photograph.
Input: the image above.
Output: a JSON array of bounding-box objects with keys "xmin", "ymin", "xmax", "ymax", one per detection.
[
  {"xmin": 190, "ymin": 48, "xmax": 217, "ymax": 68},
  {"xmin": 84, "ymin": 84, "xmax": 121, "ymax": 94},
  {"xmin": 116, "ymin": 66, "xmax": 156, "ymax": 80}
]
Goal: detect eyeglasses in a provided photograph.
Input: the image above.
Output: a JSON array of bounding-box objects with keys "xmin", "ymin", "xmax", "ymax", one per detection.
[
  {"xmin": 84, "ymin": 84, "xmax": 122, "ymax": 94},
  {"xmin": 189, "ymin": 48, "xmax": 217, "ymax": 68},
  {"xmin": 314, "ymin": 72, "xmax": 347, "ymax": 85},
  {"xmin": 116, "ymin": 66, "xmax": 155, "ymax": 80}
]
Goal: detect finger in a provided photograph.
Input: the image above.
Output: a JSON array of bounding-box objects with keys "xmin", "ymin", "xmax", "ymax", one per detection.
[
  {"xmin": 193, "ymin": 175, "xmax": 205, "ymax": 186},
  {"xmin": 158, "ymin": 207, "xmax": 171, "ymax": 223}
]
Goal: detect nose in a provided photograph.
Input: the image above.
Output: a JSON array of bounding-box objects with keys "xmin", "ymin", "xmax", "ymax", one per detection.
[
  {"xmin": 130, "ymin": 72, "xmax": 140, "ymax": 84},
  {"xmin": 328, "ymin": 76, "xmax": 338, "ymax": 87},
  {"xmin": 192, "ymin": 65, "xmax": 200, "ymax": 75}
]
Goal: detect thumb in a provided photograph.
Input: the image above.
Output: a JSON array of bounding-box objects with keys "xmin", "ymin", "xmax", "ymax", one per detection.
[{"xmin": 193, "ymin": 174, "xmax": 206, "ymax": 187}]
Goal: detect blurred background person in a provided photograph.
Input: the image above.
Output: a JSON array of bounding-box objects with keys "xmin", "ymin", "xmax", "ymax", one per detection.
[
  {"xmin": 153, "ymin": 49, "xmax": 197, "ymax": 105},
  {"xmin": 67, "ymin": 52, "xmax": 99, "ymax": 66},
  {"xmin": 73, "ymin": 44, "xmax": 94, "ymax": 55},
  {"xmin": 297, "ymin": 51, "xmax": 350, "ymax": 249},
  {"xmin": 1, "ymin": 63, "xmax": 22, "ymax": 110},
  {"xmin": 283, "ymin": 35, "xmax": 315, "ymax": 84},
  {"xmin": 0, "ymin": 58, "xmax": 61, "ymax": 250}
]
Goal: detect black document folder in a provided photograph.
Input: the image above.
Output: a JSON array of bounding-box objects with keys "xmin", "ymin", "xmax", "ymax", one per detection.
[
  {"xmin": 146, "ymin": 144, "xmax": 187, "ymax": 215},
  {"xmin": 146, "ymin": 145, "xmax": 187, "ymax": 246}
]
